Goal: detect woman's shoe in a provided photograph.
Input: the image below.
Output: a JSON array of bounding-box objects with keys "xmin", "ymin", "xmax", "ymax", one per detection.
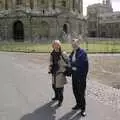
[{"xmin": 52, "ymin": 97, "xmax": 57, "ymax": 101}]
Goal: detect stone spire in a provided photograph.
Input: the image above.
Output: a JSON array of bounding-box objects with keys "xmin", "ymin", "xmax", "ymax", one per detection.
[
  {"xmin": 103, "ymin": 0, "xmax": 106, "ymax": 5},
  {"xmin": 106, "ymin": 0, "xmax": 112, "ymax": 7}
]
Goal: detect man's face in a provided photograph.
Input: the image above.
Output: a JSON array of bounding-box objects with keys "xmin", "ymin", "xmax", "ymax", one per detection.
[{"xmin": 71, "ymin": 39, "xmax": 79, "ymax": 49}]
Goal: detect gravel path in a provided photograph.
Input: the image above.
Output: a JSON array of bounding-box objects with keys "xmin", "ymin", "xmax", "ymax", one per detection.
[{"xmin": 87, "ymin": 80, "xmax": 120, "ymax": 111}]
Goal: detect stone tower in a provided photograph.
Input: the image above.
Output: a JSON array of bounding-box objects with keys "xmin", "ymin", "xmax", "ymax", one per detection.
[
  {"xmin": 106, "ymin": 0, "xmax": 112, "ymax": 7},
  {"xmin": 103, "ymin": 0, "xmax": 106, "ymax": 5}
]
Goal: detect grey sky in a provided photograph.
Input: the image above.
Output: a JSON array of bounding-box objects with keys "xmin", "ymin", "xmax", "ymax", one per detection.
[{"xmin": 83, "ymin": 0, "xmax": 120, "ymax": 15}]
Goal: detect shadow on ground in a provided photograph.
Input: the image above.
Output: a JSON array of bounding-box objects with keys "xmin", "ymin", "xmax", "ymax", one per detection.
[
  {"xmin": 20, "ymin": 101, "xmax": 82, "ymax": 120},
  {"xmin": 58, "ymin": 111, "xmax": 81, "ymax": 120},
  {"xmin": 20, "ymin": 101, "xmax": 57, "ymax": 120}
]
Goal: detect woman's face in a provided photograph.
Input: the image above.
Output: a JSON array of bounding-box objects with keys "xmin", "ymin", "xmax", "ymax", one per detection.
[{"xmin": 52, "ymin": 43, "xmax": 60, "ymax": 52}]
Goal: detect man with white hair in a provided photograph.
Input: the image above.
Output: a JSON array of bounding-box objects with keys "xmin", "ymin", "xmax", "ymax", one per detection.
[{"xmin": 69, "ymin": 38, "xmax": 89, "ymax": 117}]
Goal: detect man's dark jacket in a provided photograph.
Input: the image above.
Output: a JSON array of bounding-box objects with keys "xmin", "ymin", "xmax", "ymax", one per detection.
[{"xmin": 69, "ymin": 48, "xmax": 89, "ymax": 79}]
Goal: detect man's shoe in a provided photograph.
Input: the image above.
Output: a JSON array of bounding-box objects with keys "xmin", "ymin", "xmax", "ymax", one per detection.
[
  {"xmin": 57, "ymin": 101, "xmax": 62, "ymax": 107},
  {"xmin": 81, "ymin": 111, "xmax": 86, "ymax": 117},
  {"xmin": 72, "ymin": 105, "xmax": 80, "ymax": 110}
]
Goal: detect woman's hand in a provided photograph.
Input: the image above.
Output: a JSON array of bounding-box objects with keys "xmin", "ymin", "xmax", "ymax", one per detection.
[{"xmin": 48, "ymin": 65, "xmax": 52, "ymax": 74}]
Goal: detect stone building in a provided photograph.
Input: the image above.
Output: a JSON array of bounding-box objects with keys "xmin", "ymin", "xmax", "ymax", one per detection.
[
  {"xmin": 0, "ymin": 0, "xmax": 84, "ymax": 42},
  {"xmin": 99, "ymin": 11, "xmax": 120, "ymax": 38},
  {"xmin": 87, "ymin": 0, "xmax": 113, "ymax": 37}
]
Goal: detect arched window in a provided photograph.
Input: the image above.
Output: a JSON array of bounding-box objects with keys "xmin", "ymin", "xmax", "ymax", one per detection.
[
  {"xmin": 16, "ymin": 0, "xmax": 22, "ymax": 5},
  {"xmin": 63, "ymin": 24, "xmax": 68, "ymax": 34},
  {"xmin": 61, "ymin": 0, "xmax": 66, "ymax": 7},
  {"xmin": 13, "ymin": 20, "xmax": 24, "ymax": 41}
]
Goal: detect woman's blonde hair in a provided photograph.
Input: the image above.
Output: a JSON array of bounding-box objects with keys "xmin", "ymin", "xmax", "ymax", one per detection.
[{"xmin": 52, "ymin": 40, "xmax": 61, "ymax": 48}]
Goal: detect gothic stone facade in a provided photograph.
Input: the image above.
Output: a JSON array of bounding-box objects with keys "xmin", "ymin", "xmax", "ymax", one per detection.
[
  {"xmin": 87, "ymin": 0, "xmax": 115, "ymax": 38},
  {"xmin": 0, "ymin": 0, "xmax": 84, "ymax": 42},
  {"xmin": 99, "ymin": 12, "xmax": 120, "ymax": 38}
]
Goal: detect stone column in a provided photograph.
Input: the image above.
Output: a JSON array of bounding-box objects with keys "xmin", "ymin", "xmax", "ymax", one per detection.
[
  {"xmin": 48, "ymin": 0, "xmax": 52, "ymax": 12},
  {"xmin": 26, "ymin": 0, "xmax": 30, "ymax": 8},
  {"xmin": 72, "ymin": 0, "xmax": 76, "ymax": 11},
  {"xmin": 4, "ymin": 0, "xmax": 8, "ymax": 9},
  {"xmin": 33, "ymin": 0, "xmax": 37, "ymax": 10},
  {"xmin": 12, "ymin": 0, "xmax": 16, "ymax": 9},
  {"xmin": 0, "ymin": 2, "xmax": 2, "ymax": 9},
  {"xmin": 9, "ymin": 0, "xmax": 12, "ymax": 9},
  {"xmin": 69, "ymin": 0, "xmax": 73, "ymax": 11},
  {"xmin": 80, "ymin": 0, "xmax": 83, "ymax": 14},
  {"xmin": 66, "ymin": 0, "xmax": 69, "ymax": 9},
  {"xmin": 78, "ymin": 0, "xmax": 81, "ymax": 13},
  {"xmin": 4, "ymin": 18, "xmax": 8, "ymax": 41},
  {"xmin": 49, "ymin": 0, "xmax": 52, "ymax": 8},
  {"xmin": 7, "ymin": 0, "xmax": 13, "ymax": 9},
  {"xmin": 2, "ymin": 0, "xmax": 5, "ymax": 9},
  {"xmin": 46, "ymin": 0, "xmax": 49, "ymax": 8},
  {"xmin": 52, "ymin": 0, "xmax": 56, "ymax": 9}
]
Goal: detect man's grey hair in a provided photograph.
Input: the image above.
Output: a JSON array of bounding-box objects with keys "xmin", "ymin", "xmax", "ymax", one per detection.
[{"xmin": 78, "ymin": 35, "xmax": 83, "ymax": 42}]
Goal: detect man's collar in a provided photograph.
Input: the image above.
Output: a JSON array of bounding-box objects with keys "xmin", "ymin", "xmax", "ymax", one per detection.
[{"xmin": 74, "ymin": 47, "xmax": 80, "ymax": 52}]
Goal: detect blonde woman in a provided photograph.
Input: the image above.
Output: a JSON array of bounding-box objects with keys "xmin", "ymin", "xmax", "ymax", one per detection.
[{"xmin": 49, "ymin": 40, "xmax": 68, "ymax": 107}]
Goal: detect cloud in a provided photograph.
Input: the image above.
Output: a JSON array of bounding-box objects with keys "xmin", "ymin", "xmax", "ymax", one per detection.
[{"xmin": 112, "ymin": 0, "xmax": 119, "ymax": 2}]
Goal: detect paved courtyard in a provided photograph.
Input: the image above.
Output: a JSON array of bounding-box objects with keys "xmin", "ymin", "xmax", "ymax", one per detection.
[{"xmin": 0, "ymin": 52, "xmax": 120, "ymax": 120}]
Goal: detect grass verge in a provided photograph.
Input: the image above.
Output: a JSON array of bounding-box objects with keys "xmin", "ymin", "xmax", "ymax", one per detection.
[{"xmin": 0, "ymin": 42, "xmax": 120, "ymax": 53}]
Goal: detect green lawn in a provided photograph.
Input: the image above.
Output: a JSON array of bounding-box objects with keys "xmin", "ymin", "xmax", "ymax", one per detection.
[{"xmin": 0, "ymin": 42, "xmax": 120, "ymax": 53}]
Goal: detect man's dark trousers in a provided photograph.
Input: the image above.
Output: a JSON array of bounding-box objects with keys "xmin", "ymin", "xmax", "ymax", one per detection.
[{"xmin": 72, "ymin": 71, "xmax": 86, "ymax": 111}]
